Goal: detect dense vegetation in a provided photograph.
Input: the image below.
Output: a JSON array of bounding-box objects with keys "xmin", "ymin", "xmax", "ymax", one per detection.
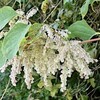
[{"xmin": 0, "ymin": 0, "xmax": 100, "ymax": 100}]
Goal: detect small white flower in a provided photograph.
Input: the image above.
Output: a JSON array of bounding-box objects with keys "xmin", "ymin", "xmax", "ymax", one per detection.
[
  {"xmin": 16, "ymin": 9, "xmax": 24, "ymax": 16},
  {"xmin": 26, "ymin": 6, "xmax": 38, "ymax": 19}
]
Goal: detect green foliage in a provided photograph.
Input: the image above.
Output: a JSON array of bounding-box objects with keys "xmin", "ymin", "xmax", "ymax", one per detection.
[
  {"xmin": 80, "ymin": 0, "xmax": 100, "ymax": 19},
  {"xmin": 0, "ymin": 23, "xmax": 30, "ymax": 67},
  {"xmin": 0, "ymin": 6, "xmax": 17, "ymax": 30},
  {"xmin": 0, "ymin": 0, "xmax": 100, "ymax": 100},
  {"xmin": 28, "ymin": 23, "xmax": 43, "ymax": 42},
  {"xmin": 0, "ymin": 42, "xmax": 6, "ymax": 67},
  {"xmin": 68, "ymin": 20, "xmax": 96, "ymax": 40},
  {"xmin": 80, "ymin": 0, "xmax": 91, "ymax": 19},
  {"xmin": 88, "ymin": 78, "xmax": 96, "ymax": 88},
  {"xmin": 2, "ymin": 23, "xmax": 30, "ymax": 60}
]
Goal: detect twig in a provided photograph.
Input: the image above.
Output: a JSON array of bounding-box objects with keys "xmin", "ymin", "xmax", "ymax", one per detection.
[
  {"xmin": 6, "ymin": 0, "xmax": 12, "ymax": 5},
  {"xmin": 79, "ymin": 38, "xmax": 100, "ymax": 44},
  {"xmin": 0, "ymin": 79, "xmax": 10, "ymax": 100},
  {"xmin": 43, "ymin": 0, "xmax": 62, "ymax": 23}
]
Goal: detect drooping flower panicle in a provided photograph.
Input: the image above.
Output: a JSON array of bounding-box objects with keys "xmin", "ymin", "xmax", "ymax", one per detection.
[{"xmin": 0, "ymin": 24, "xmax": 96, "ymax": 92}]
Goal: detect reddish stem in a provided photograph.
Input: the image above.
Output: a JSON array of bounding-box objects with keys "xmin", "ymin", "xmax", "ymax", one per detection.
[{"xmin": 80, "ymin": 38, "xmax": 100, "ymax": 44}]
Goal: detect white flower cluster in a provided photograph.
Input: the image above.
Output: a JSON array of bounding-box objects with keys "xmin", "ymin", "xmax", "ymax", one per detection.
[
  {"xmin": 26, "ymin": 6, "xmax": 38, "ymax": 19},
  {"xmin": 0, "ymin": 55, "xmax": 34, "ymax": 89},
  {"xmin": 9, "ymin": 6, "xmax": 38, "ymax": 29},
  {"xmin": 0, "ymin": 24, "xmax": 96, "ymax": 92}
]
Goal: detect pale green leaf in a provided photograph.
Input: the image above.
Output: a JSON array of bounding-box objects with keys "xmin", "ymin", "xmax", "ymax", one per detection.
[
  {"xmin": 80, "ymin": 0, "xmax": 100, "ymax": 18},
  {"xmin": 0, "ymin": 6, "xmax": 17, "ymax": 30},
  {"xmin": 90, "ymin": 78, "xmax": 96, "ymax": 88},
  {"xmin": 68, "ymin": 20, "xmax": 96, "ymax": 40},
  {"xmin": 50, "ymin": 84, "xmax": 60, "ymax": 97},
  {"xmin": 28, "ymin": 23, "xmax": 43, "ymax": 43},
  {"xmin": 80, "ymin": 0, "xmax": 90, "ymax": 19},
  {"xmin": 0, "ymin": 41, "xmax": 6, "ymax": 67},
  {"xmin": 37, "ymin": 80, "xmax": 44, "ymax": 88},
  {"xmin": 66, "ymin": 89, "xmax": 73, "ymax": 100},
  {"xmin": 88, "ymin": 78, "xmax": 96, "ymax": 88},
  {"xmin": 45, "ymin": 80, "xmax": 52, "ymax": 91},
  {"xmin": 2, "ymin": 23, "xmax": 30, "ymax": 60}
]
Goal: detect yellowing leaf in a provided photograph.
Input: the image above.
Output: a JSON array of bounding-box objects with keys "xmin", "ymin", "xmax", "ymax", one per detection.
[{"xmin": 41, "ymin": 0, "xmax": 49, "ymax": 14}]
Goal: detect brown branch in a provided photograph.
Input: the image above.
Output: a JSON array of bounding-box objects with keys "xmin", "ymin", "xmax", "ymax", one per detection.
[
  {"xmin": 43, "ymin": 0, "xmax": 62, "ymax": 23},
  {"xmin": 79, "ymin": 38, "xmax": 100, "ymax": 44}
]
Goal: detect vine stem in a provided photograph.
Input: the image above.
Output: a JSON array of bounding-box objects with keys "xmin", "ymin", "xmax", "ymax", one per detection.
[
  {"xmin": 0, "ymin": 79, "xmax": 10, "ymax": 100},
  {"xmin": 79, "ymin": 38, "xmax": 100, "ymax": 44},
  {"xmin": 43, "ymin": 0, "xmax": 62, "ymax": 23}
]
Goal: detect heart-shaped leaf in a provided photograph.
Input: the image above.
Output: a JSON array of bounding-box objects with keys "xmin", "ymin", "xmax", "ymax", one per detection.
[
  {"xmin": 0, "ymin": 6, "xmax": 17, "ymax": 30},
  {"xmin": 68, "ymin": 20, "xmax": 96, "ymax": 40},
  {"xmin": 2, "ymin": 23, "xmax": 30, "ymax": 60}
]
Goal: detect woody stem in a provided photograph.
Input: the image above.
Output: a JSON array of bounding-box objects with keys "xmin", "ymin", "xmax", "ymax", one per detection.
[{"xmin": 79, "ymin": 38, "xmax": 100, "ymax": 44}]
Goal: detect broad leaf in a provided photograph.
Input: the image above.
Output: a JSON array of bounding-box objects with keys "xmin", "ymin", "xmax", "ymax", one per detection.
[
  {"xmin": 80, "ymin": 0, "xmax": 100, "ymax": 18},
  {"xmin": 0, "ymin": 41, "xmax": 6, "ymax": 67},
  {"xmin": 2, "ymin": 23, "xmax": 30, "ymax": 60},
  {"xmin": 80, "ymin": 0, "xmax": 90, "ymax": 19},
  {"xmin": 0, "ymin": 6, "xmax": 17, "ymax": 30},
  {"xmin": 28, "ymin": 23, "xmax": 43, "ymax": 43},
  {"xmin": 68, "ymin": 20, "xmax": 96, "ymax": 40}
]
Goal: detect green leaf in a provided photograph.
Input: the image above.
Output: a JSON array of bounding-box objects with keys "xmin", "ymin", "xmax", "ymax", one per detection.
[
  {"xmin": 65, "ymin": 89, "xmax": 73, "ymax": 100},
  {"xmin": 0, "ymin": 41, "xmax": 6, "ymax": 67},
  {"xmin": 37, "ymin": 80, "xmax": 44, "ymax": 88},
  {"xmin": 45, "ymin": 80, "xmax": 52, "ymax": 91},
  {"xmin": 28, "ymin": 23, "xmax": 43, "ymax": 43},
  {"xmin": 50, "ymin": 84, "xmax": 60, "ymax": 97},
  {"xmin": 80, "ymin": 0, "xmax": 90, "ymax": 19},
  {"xmin": 88, "ymin": 78, "xmax": 96, "ymax": 88},
  {"xmin": 80, "ymin": 0, "xmax": 100, "ymax": 18},
  {"xmin": 0, "ymin": 6, "xmax": 17, "ymax": 30},
  {"xmin": 2, "ymin": 23, "xmax": 30, "ymax": 60},
  {"xmin": 68, "ymin": 20, "xmax": 96, "ymax": 40},
  {"xmin": 29, "ymin": 23, "xmax": 43, "ymax": 37}
]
